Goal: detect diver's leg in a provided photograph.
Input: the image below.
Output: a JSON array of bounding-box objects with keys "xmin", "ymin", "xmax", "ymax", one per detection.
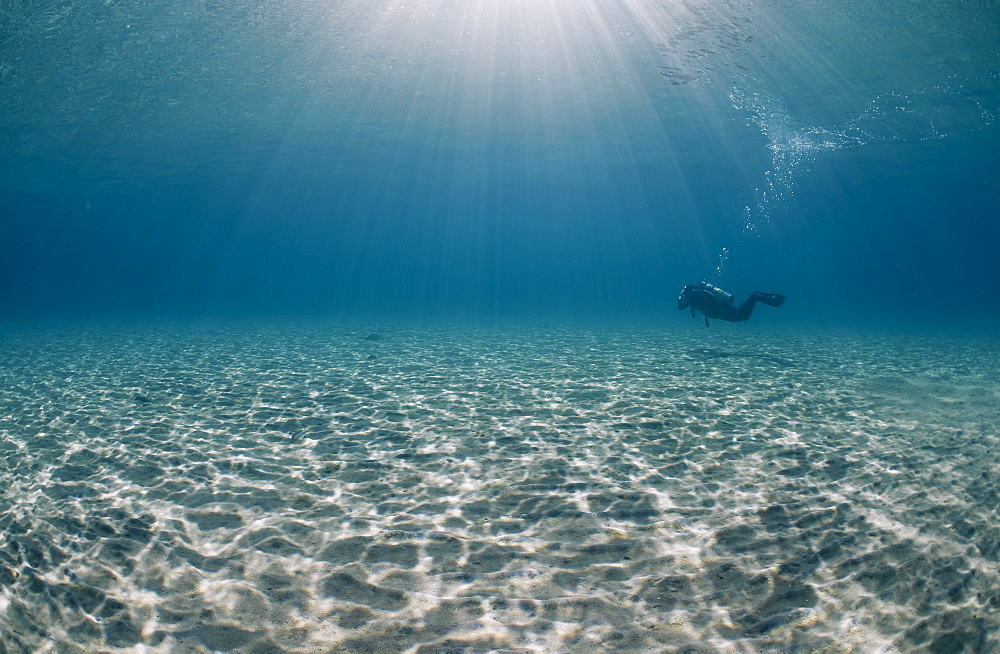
[
  {"xmin": 735, "ymin": 297, "xmax": 758, "ymax": 321},
  {"xmin": 736, "ymin": 292, "xmax": 785, "ymax": 321}
]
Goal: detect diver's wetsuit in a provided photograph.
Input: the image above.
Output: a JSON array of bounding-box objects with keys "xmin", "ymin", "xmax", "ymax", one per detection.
[{"xmin": 678, "ymin": 281, "xmax": 785, "ymax": 327}]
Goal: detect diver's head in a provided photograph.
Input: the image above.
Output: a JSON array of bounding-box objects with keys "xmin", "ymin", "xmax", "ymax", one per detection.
[{"xmin": 677, "ymin": 284, "xmax": 693, "ymax": 310}]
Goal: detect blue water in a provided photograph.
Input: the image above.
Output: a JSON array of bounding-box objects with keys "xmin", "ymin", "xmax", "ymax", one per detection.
[
  {"xmin": 3, "ymin": 4, "xmax": 1000, "ymax": 651},
  {"xmin": 3, "ymin": 0, "xmax": 998, "ymax": 323}
]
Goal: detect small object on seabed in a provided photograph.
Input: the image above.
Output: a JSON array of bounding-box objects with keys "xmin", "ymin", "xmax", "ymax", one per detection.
[
  {"xmin": 364, "ymin": 333, "xmax": 382, "ymax": 341},
  {"xmin": 367, "ymin": 354, "xmax": 378, "ymax": 361}
]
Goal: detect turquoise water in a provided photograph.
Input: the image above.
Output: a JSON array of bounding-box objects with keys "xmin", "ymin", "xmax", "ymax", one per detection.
[
  {"xmin": 2, "ymin": 1, "xmax": 999, "ymax": 651},
  {"xmin": 0, "ymin": 322, "xmax": 998, "ymax": 651}
]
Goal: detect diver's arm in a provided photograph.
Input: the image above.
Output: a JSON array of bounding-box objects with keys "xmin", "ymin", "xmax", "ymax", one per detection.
[{"xmin": 688, "ymin": 290, "xmax": 729, "ymax": 320}]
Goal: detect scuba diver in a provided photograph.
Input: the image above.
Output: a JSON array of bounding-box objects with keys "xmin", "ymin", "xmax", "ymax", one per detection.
[{"xmin": 678, "ymin": 281, "xmax": 785, "ymax": 327}]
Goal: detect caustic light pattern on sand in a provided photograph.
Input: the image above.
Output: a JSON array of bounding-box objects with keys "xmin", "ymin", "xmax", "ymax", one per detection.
[{"xmin": 0, "ymin": 325, "xmax": 997, "ymax": 652}]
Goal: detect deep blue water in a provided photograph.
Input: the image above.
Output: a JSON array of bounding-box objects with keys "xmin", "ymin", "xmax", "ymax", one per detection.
[{"xmin": 2, "ymin": 0, "xmax": 999, "ymax": 323}]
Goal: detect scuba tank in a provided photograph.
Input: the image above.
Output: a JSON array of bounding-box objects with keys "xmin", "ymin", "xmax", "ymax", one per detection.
[{"xmin": 700, "ymin": 281, "xmax": 734, "ymax": 305}]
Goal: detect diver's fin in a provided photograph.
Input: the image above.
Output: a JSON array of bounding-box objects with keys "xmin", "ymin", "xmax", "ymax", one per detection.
[{"xmin": 752, "ymin": 292, "xmax": 785, "ymax": 307}]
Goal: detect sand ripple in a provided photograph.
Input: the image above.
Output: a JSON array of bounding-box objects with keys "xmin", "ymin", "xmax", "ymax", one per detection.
[{"xmin": 0, "ymin": 322, "xmax": 997, "ymax": 652}]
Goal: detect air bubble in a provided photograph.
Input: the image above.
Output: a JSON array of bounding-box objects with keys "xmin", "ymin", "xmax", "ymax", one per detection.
[{"xmin": 716, "ymin": 74, "xmax": 999, "ymax": 277}]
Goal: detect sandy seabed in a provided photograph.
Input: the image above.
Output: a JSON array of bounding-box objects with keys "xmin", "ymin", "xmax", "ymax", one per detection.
[{"xmin": 0, "ymin": 321, "xmax": 996, "ymax": 653}]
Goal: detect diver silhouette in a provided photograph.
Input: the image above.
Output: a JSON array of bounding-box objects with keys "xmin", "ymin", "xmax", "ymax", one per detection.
[{"xmin": 678, "ymin": 281, "xmax": 785, "ymax": 327}]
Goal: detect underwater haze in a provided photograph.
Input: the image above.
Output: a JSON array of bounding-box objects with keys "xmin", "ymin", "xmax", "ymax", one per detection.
[
  {"xmin": 2, "ymin": 0, "xmax": 998, "ymax": 321},
  {"xmin": 2, "ymin": 1, "xmax": 1000, "ymax": 653}
]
